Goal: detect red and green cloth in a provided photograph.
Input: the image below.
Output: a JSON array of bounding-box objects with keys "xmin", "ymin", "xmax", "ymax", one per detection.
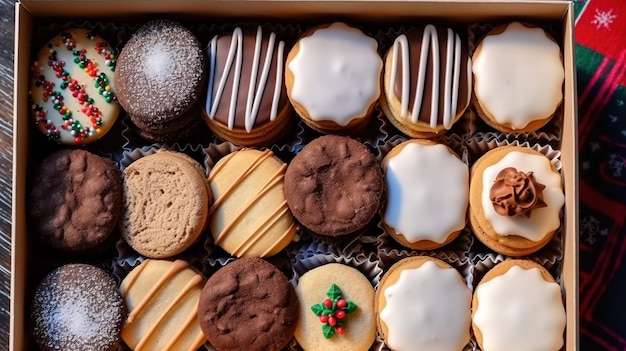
[{"xmin": 574, "ymin": 0, "xmax": 626, "ymax": 349}]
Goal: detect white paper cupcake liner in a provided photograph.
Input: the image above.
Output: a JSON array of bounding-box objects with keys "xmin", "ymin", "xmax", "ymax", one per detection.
[{"xmin": 466, "ymin": 138, "xmax": 562, "ymax": 171}]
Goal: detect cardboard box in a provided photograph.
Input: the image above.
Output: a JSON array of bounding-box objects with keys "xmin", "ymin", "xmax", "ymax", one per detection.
[{"xmin": 12, "ymin": 1, "xmax": 578, "ymax": 350}]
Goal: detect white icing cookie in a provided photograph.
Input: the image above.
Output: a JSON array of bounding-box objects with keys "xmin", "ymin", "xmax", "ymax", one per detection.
[
  {"xmin": 384, "ymin": 141, "xmax": 468, "ymax": 246},
  {"xmin": 472, "ymin": 22, "xmax": 564, "ymax": 130},
  {"xmin": 287, "ymin": 22, "xmax": 382, "ymax": 126},
  {"xmin": 481, "ymin": 150, "xmax": 564, "ymax": 241},
  {"xmin": 29, "ymin": 28, "xmax": 120, "ymax": 144},
  {"xmin": 473, "ymin": 263, "xmax": 566, "ymax": 351},
  {"xmin": 378, "ymin": 258, "xmax": 471, "ymax": 351}
]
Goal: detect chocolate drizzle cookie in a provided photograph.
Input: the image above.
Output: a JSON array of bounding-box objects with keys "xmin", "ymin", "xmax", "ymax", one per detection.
[
  {"xmin": 29, "ymin": 149, "xmax": 123, "ymax": 252},
  {"xmin": 197, "ymin": 257, "xmax": 299, "ymax": 351},
  {"xmin": 284, "ymin": 135, "xmax": 384, "ymax": 237}
]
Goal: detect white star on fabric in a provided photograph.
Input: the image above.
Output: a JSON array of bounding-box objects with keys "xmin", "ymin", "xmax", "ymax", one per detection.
[
  {"xmin": 591, "ymin": 8, "xmax": 617, "ymax": 30},
  {"xmin": 617, "ymin": 100, "xmax": 624, "ymax": 107}
]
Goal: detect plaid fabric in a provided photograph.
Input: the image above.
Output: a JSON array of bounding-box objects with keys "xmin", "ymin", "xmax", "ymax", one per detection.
[{"xmin": 575, "ymin": 0, "xmax": 626, "ymax": 349}]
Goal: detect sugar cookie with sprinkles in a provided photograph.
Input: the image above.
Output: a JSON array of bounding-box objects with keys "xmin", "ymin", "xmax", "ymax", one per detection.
[
  {"xmin": 31, "ymin": 264, "xmax": 125, "ymax": 351},
  {"xmin": 115, "ymin": 20, "xmax": 205, "ymax": 142},
  {"xmin": 29, "ymin": 28, "xmax": 120, "ymax": 145}
]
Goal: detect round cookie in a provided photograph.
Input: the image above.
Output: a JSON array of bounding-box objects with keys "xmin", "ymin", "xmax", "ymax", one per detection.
[
  {"xmin": 203, "ymin": 26, "xmax": 293, "ymax": 146},
  {"xmin": 29, "ymin": 28, "xmax": 120, "ymax": 144},
  {"xmin": 120, "ymin": 150, "xmax": 210, "ymax": 258},
  {"xmin": 119, "ymin": 259, "xmax": 206, "ymax": 350},
  {"xmin": 284, "ymin": 135, "xmax": 384, "ymax": 238},
  {"xmin": 382, "ymin": 139, "xmax": 468, "ymax": 250},
  {"xmin": 469, "ymin": 146, "xmax": 564, "ymax": 256},
  {"xmin": 294, "ymin": 263, "xmax": 376, "ymax": 351},
  {"xmin": 376, "ymin": 256, "xmax": 471, "ymax": 351},
  {"xmin": 285, "ymin": 22, "xmax": 382, "ymax": 134},
  {"xmin": 29, "ymin": 149, "xmax": 123, "ymax": 252},
  {"xmin": 115, "ymin": 20, "xmax": 205, "ymax": 141},
  {"xmin": 380, "ymin": 25, "xmax": 471, "ymax": 138},
  {"xmin": 32, "ymin": 264, "xmax": 125, "ymax": 351},
  {"xmin": 472, "ymin": 22, "xmax": 564, "ymax": 133},
  {"xmin": 208, "ymin": 148, "xmax": 297, "ymax": 257},
  {"xmin": 197, "ymin": 257, "xmax": 298, "ymax": 351},
  {"xmin": 472, "ymin": 259, "xmax": 566, "ymax": 351}
]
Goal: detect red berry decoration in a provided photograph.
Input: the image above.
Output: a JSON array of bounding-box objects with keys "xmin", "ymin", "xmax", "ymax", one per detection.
[{"xmin": 310, "ymin": 283, "xmax": 359, "ymax": 339}]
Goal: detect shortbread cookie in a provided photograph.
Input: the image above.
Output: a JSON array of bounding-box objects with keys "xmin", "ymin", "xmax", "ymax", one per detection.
[
  {"xmin": 285, "ymin": 22, "xmax": 382, "ymax": 134},
  {"xmin": 382, "ymin": 140, "xmax": 468, "ymax": 250},
  {"xmin": 294, "ymin": 263, "xmax": 376, "ymax": 351},
  {"xmin": 380, "ymin": 25, "xmax": 471, "ymax": 138},
  {"xmin": 198, "ymin": 257, "xmax": 298, "ymax": 351},
  {"xmin": 120, "ymin": 151, "xmax": 210, "ymax": 258},
  {"xmin": 472, "ymin": 22, "xmax": 564, "ymax": 133},
  {"xmin": 376, "ymin": 256, "xmax": 471, "ymax": 351},
  {"xmin": 29, "ymin": 28, "xmax": 120, "ymax": 144},
  {"xmin": 119, "ymin": 259, "xmax": 206, "ymax": 350},
  {"xmin": 472, "ymin": 259, "xmax": 566, "ymax": 351},
  {"xmin": 469, "ymin": 146, "xmax": 564, "ymax": 256},
  {"xmin": 208, "ymin": 149, "xmax": 297, "ymax": 257},
  {"xmin": 203, "ymin": 26, "xmax": 292, "ymax": 146}
]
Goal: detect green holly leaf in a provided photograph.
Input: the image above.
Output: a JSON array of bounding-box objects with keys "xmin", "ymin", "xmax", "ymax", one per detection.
[
  {"xmin": 323, "ymin": 308, "xmax": 333, "ymax": 316},
  {"xmin": 322, "ymin": 323, "xmax": 336, "ymax": 339},
  {"xmin": 311, "ymin": 303, "xmax": 324, "ymax": 316},
  {"xmin": 344, "ymin": 301, "xmax": 358, "ymax": 314},
  {"xmin": 327, "ymin": 283, "xmax": 342, "ymax": 301}
]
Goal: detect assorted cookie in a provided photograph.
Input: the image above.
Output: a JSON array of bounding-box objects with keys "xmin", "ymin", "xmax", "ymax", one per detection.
[
  {"xmin": 285, "ymin": 22, "xmax": 383, "ymax": 134},
  {"xmin": 120, "ymin": 150, "xmax": 211, "ymax": 259},
  {"xmin": 202, "ymin": 26, "xmax": 293, "ymax": 146},
  {"xmin": 472, "ymin": 259, "xmax": 566, "ymax": 351},
  {"xmin": 469, "ymin": 145, "xmax": 565, "ymax": 256},
  {"xmin": 472, "ymin": 22, "xmax": 564, "ymax": 133},
  {"xmin": 376, "ymin": 256, "xmax": 471, "ymax": 351},
  {"xmin": 119, "ymin": 259, "xmax": 206, "ymax": 350},
  {"xmin": 26, "ymin": 18, "xmax": 570, "ymax": 351},
  {"xmin": 29, "ymin": 149, "xmax": 123, "ymax": 252},
  {"xmin": 197, "ymin": 257, "xmax": 299, "ymax": 351},
  {"xmin": 207, "ymin": 148, "xmax": 297, "ymax": 257},
  {"xmin": 284, "ymin": 135, "xmax": 384, "ymax": 238},
  {"xmin": 31, "ymin": 264, "xmax": 125, "ymax": 351},
  {"xmin": 382, "ymin": 139, "xmax": 469, "ymax": 250},
  {"xmin": 294, "ymin": 263, "xmax": 377, "ymax": 351},
  {"xmin": 29, "ymin": 28, "xmax": 120, "ymax": 145},
  {"xmin": 114, "ymin": 20, "xmax": 205, "ymax": 142},
  {"xmin": 380, "ymin": 25, "xmax": 472, "ymax": 138}
]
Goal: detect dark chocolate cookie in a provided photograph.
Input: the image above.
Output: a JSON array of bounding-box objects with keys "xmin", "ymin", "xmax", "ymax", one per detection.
[
  {"xmin": 197, "ymin": 257, "xmax": 299, "ymax": 351},
  {"xmin": 29, "ymin": 149, "xmax": 123, "ymax": 252},
  {"xmin": 31, "ymin": 264, "xmax": 125, "ymax": 351},
  {"xmin": 284, "ymin": 135, "xmax": 384, "ymax": 237}
]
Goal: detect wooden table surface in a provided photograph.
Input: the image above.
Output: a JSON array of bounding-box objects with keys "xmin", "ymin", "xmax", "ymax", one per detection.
[{"xmin": 1, "ymin": 0, "xmax": 15, "ymax": 349}]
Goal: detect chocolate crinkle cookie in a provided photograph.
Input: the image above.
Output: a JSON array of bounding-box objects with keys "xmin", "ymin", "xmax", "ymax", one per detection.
[{"xmin": 28, "ymin": 149, "xmax": 123, "ymax": 252}]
